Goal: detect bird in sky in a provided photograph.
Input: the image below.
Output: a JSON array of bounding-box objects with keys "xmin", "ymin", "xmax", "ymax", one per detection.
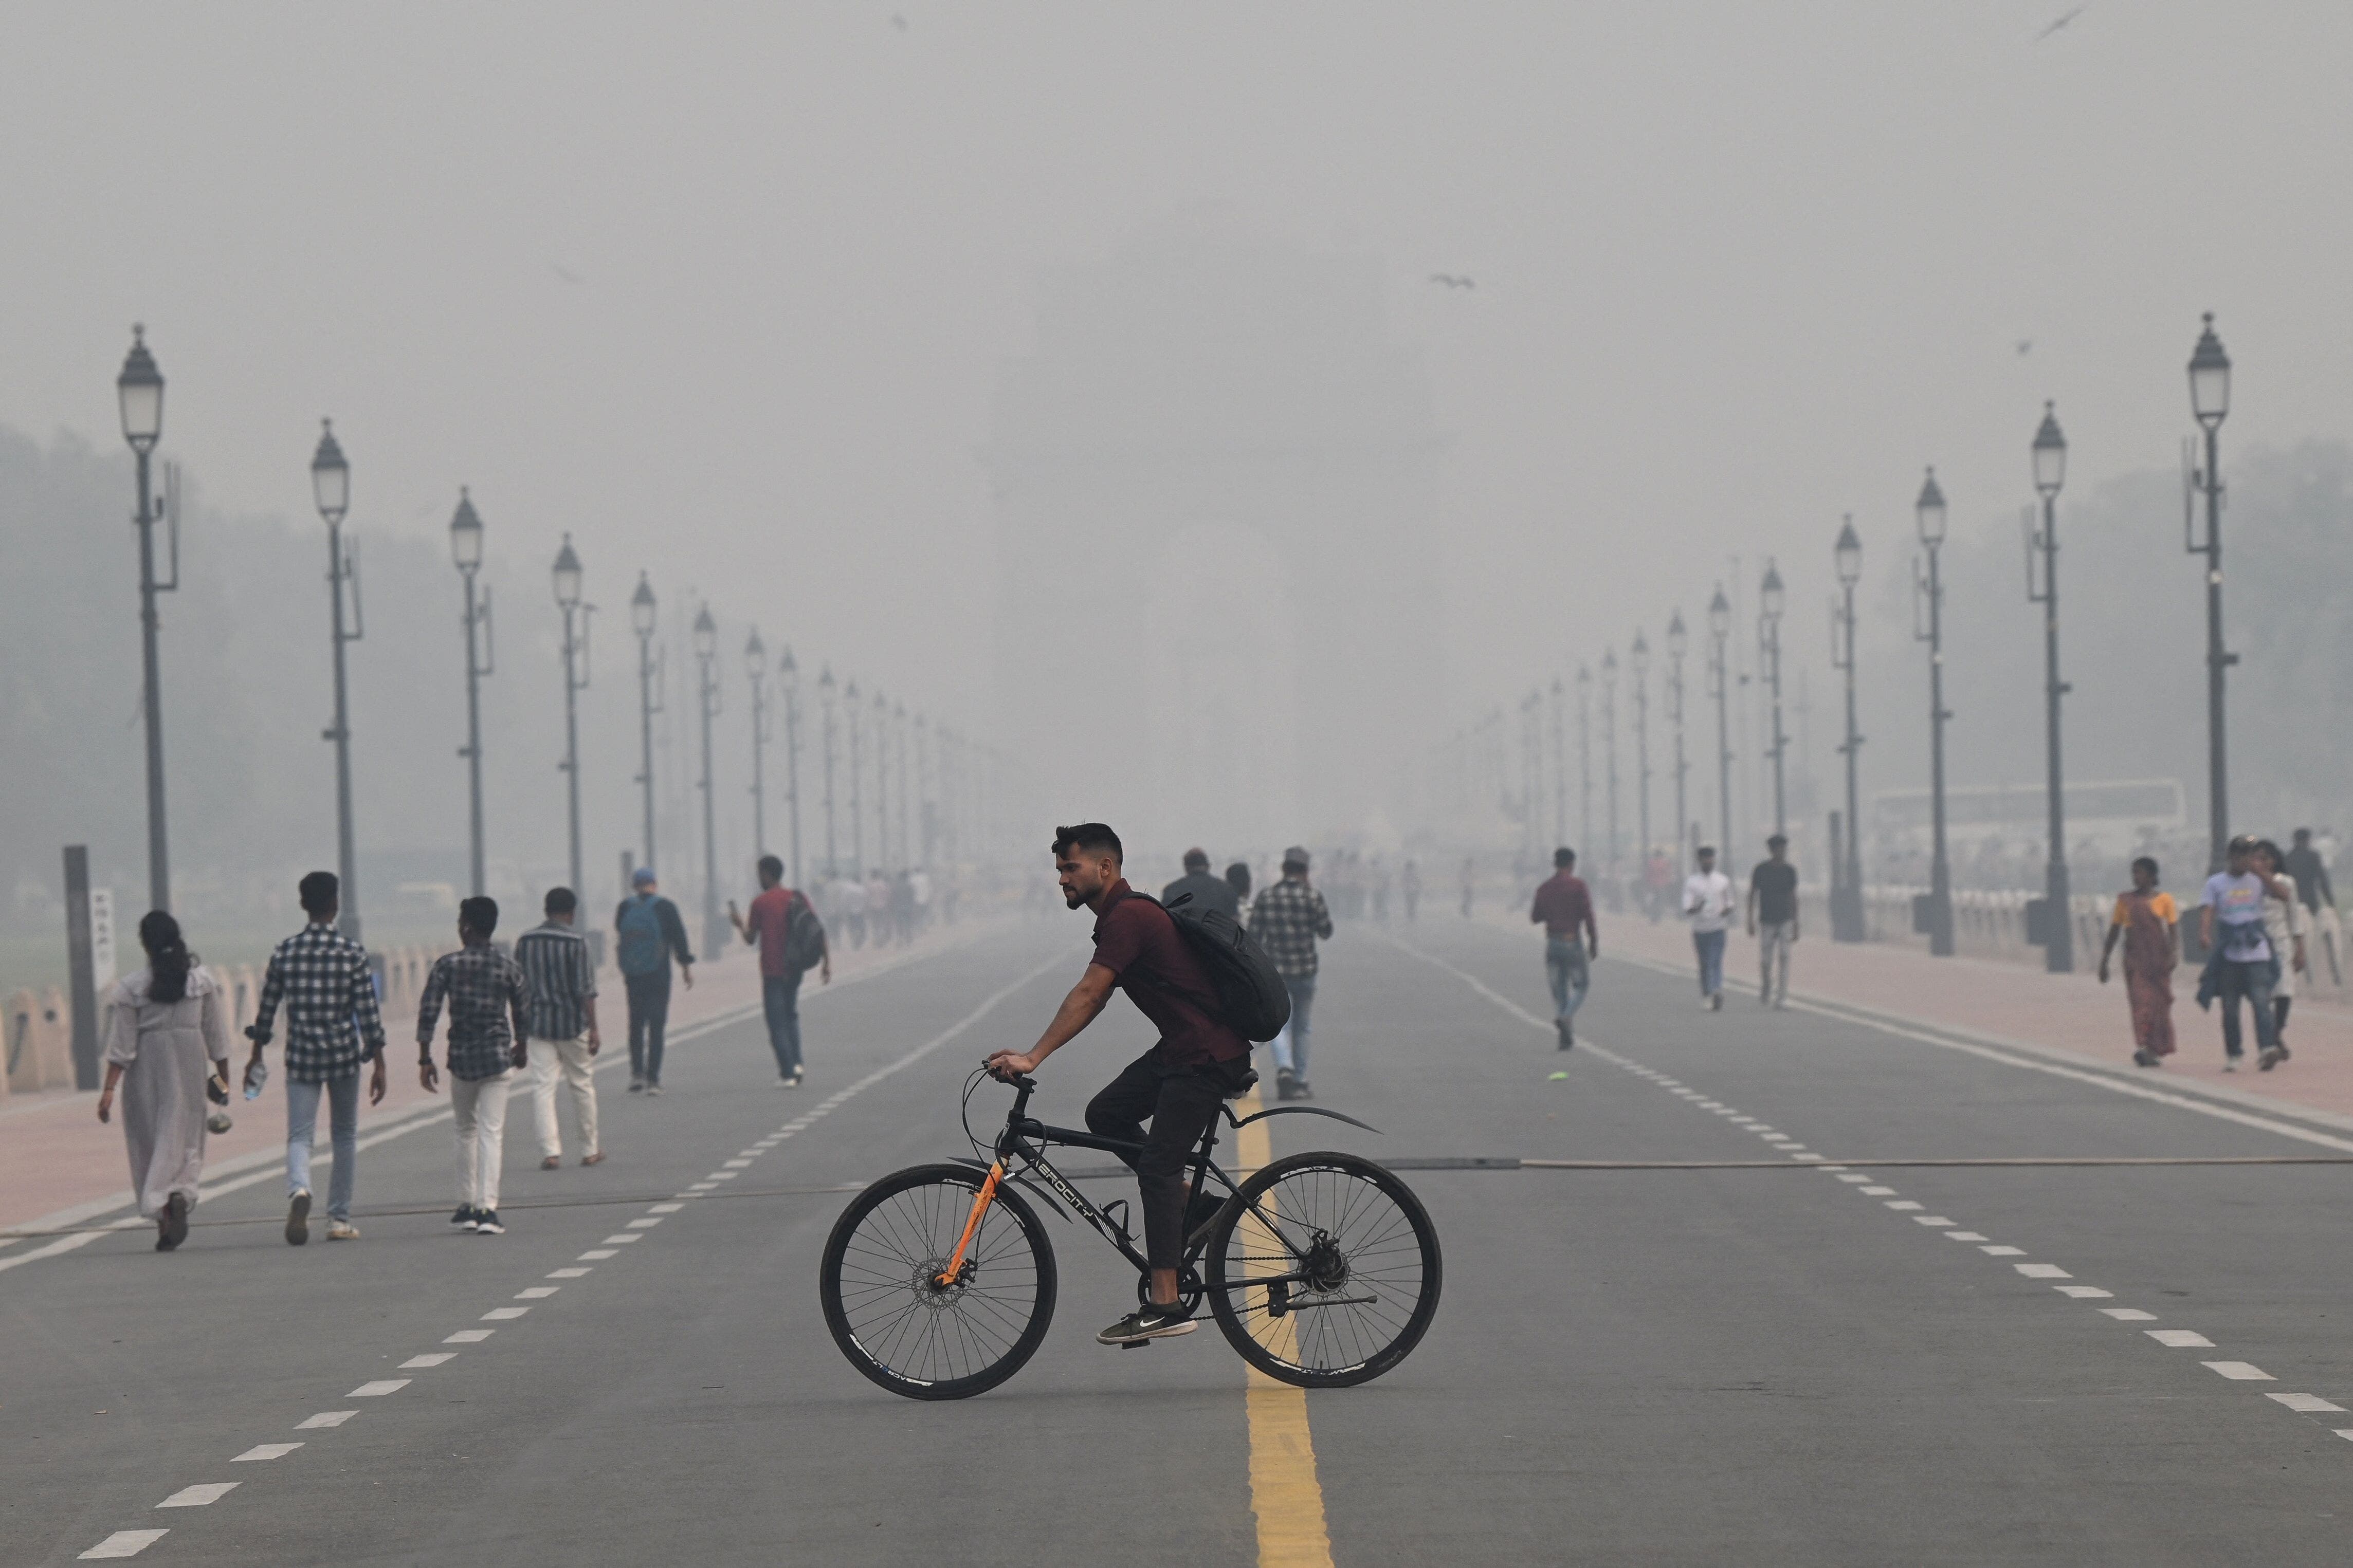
[
  {"xmin": 2017, "ymin": 339, "xmax": 2033, "ymax": 356},
  {"xmin": 2035, "ymin": 6, "xmax": 2086, "ymax": 43},
  {"xmin": 550, "ymin": 261, "xmax": 585, "ymax": 285},
  {"xmin": 1428, "ymin": 273, "xmax": 1475, "ymax": 290}
]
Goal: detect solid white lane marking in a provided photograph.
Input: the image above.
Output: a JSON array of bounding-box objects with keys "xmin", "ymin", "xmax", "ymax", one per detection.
[
  {"xmin": 600, "ymin": 1234, "xmax": 642, "ymax": 1244},
  {"xmin": 1859, "ymin": 1186, "xmax": 1896, "ymax": 1196},
  {"xmin": 444, "ymin": 1330, "xmax": 493, "ymax": 1343},
  {"xmin": 648, "ymin": 1203, "xmax": 684, "ymax": 1213},
  {"xmin": 231, "ymin": 1444, "xmax": 302, "ymax": 1462},
  {"xmin": 1945, "ymin": 1231, "xmax": 1988, "ymax": 1241},
  {"xmin": 1981, "ymin": 1245, "xmax": 2026, "ymax": 1256},
  {"xmin": 547, "ymin": 1267, "xmax": 591, "ymax": 1279},
  {"xmin": 79, "ymin": 1529, "xmax": 169, "ymax": 1557},
  {"xmin": 2148, "ymin": 1329, "xmax": 2216, "ymax": 1348},
  {"xmin": 578, "ymin": 1249, "xmax": 618, "ymax": 1260},
  {"xmin": 2101, "ymin": 1308, "xmax": 2158, "ymax": 1321},
  {"xmin": 399, "ymin": 1353, "xmax": 455, "ymax": 1368},
  {"xmin": 348, "ymin": 1380, "xmax": 409, "ymax": 1396},
  {"xmin": 1912, "ymin": 1216, "xmax": 1957, "ymax": 1226},
  {"xmin": 1886, "ymin": 1201, "xmax": 1924, "ymax": 1211},
  {"xmin": 2203, "ymin": 1361, "xmax": 2274, "ymax": 1380},
  {"xmin": 295, "ymin": 1412, "xmax": 356, "ymax": 1429},
  {"xmin": 2268, "ymin": 1393, "xmax": 2345, "ymax": 1413},
  {"xmin": 516, "ymin": 1286, "xmax": 558, "ymax": 1299},
  {"xmin": 625, "ymin": 1217, "xmax": 663, "ymax": 1228},
  {"xmin": 2054, "ymin": 1285, "xmax": 2113, "ymax": 1299},
  {"xmin": 157, "ymin": 1483, "xmax": 238, "ymax": 1507},
  {"xmin": 2015, "ymin": 1263, "xmax": 2072, "ymax": 1279},
  {"xmin": 481, "ymin": 1307, "xmax": 529, "ymax": 1321}
]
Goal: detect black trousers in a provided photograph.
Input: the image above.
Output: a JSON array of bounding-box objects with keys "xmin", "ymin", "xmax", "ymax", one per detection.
[
  {"xmin": 1085, "ymin": 1051, "xmax": 1249, "ymax": 1272},
  {"xmin": 626, "ymin": 970, "xmax": 671, "ymax": 1082}
]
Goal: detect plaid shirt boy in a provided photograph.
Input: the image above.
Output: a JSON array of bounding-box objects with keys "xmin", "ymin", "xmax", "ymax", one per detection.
[
  {"xmin": 417, "ymin": 943, "xmax": 531, "ymax": 1081},
  {"xmin": 251, "ymin": 923, "xmax": 387, "ymax": 1083},
  {"xmin": 1249, "ymin": 879, "xmax": 1335, "ymax": 979}
]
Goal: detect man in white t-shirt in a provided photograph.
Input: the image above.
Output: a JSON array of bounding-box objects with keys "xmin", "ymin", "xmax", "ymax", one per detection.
[{"xmin": 1683, "ymin": 845, "xmax": 1736, "ymax": 1011}]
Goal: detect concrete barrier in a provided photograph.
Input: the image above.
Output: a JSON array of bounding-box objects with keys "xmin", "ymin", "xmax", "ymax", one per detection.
[{"xmin": 7, "ymin": 986, "xmax": 72, "ymax": 1093}]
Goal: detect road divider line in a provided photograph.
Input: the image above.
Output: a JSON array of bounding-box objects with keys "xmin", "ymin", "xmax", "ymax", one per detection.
[{"xmin": 1234, "ymin": 1085, "xmax": 1336, "ymax": 1568}]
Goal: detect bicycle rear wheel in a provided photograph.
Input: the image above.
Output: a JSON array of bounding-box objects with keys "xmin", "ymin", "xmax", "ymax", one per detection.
[
  {"xmin": 820, "ymin": 1163, "xmax": 1056, "ymax": 1400},
  {"xmin": 1205, "ymin": 1150, "xmax": 1440, "ymax": 1388}
]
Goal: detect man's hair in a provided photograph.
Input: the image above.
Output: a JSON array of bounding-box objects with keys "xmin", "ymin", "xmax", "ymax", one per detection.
[
  {"xmin": 2227, "ymin": 833, "xmax": 2259, "ymax": 857},
  {"xmin": 1697, "ymin": 845, "xmax": 1717, "ymax": 858},
  {"xmin": 1182, "ymin": 847, "xmax": 1210, "ymax": 871},
  {"xmin": 1766, "ymin": 834, "xmax": 1788, "ymax": 850},
  {"xmin": 460, "ymin": 895, "xmax": 499, "ymax": 936},
  {"xmin": 544, "ymin": 887, "xmax": 577, "ymax": 916},
  {"xmin": 1051, "ymin": 823, "xmax": 1123, "ymax": 864},
  {"xmin": 2131, "ymin": 856, "xmax": 2160, "ymax": 881},
  {"xmin": 2294, "ymin": 827, "xmax": 2312, "ymax": 843},
  {"xmin": 758, "ymin": 854, "xmax": 785, "ymax": 882},
  {"xmin": 1554, "ymin": 847, "xmax": 1576, "ymax": 868},
  {"xmin": 299, "ymin": 870, "xmax": 339, "ymax": 916}
]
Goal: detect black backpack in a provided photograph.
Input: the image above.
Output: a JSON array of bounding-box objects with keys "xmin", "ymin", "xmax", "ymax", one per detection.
[{"xmin": 1138, "ymin": 890, "xmax": 1292, "ymax": 1044}]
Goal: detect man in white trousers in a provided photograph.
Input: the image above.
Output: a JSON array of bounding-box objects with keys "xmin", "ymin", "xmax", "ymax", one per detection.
[
  {"xmin": 515, "ymin": 887, "xmax": 603, "ymax": 1169},
  {"xmin": 417, "ymin": 896, "xmax": 530, "ymax": 1235}
]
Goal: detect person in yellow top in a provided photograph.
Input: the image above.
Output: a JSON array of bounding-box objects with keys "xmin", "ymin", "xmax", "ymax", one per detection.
[{"xmin": 2097, "ymin": 856, "xmax": 2178, "ymax": 1067}]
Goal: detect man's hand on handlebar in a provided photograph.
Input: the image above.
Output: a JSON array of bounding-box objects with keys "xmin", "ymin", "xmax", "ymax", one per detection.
[{"xmin": 983, "ymin": 1048, "xmax": 1038, "ymax": 1083}]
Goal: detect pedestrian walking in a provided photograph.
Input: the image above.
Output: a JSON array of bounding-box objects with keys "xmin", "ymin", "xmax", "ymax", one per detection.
[
  {"xmin": 2097, "ymin": 856, "xmax": 2178, "ymax": 1068},
  {"xmin": 2283, "ymin": 828, "xmax": 2341, "ymax": 987},
  {"xmin": 909, "ymin": 864, "xmax": 933, "ymax": 935},
  {"xmin": 2196, "ymin": 835, "xmax": 2283, "ymax": 1071},
  {"xmin": 417, "ymin": 896, "xmax": 529, "ymax": 1235},
  {"xmin": 515, "ymin": 887, "xmax": 603, "ymax": 1169},
  {"xmin": 1401, "ymin": 858, "xmax": 1421, "ymax": 922},
  {"xmin": 1529, "ymin": 847, "xmax": 1597, "ymax": 1049},
  {"xmin": 96, "ymin": 911, "xmax": 232, "ymax": 1251},
  {"xmin": 2254, "ymin": 839, "xmax": 2308, "ymax": 1067},
  {"xmin": 1224, "ymin": 860, "xmax": 1253, "ymax": 925},
  {"xmin": 245, "ymin": 872, "xmax": 387, "ymax": 1245},
  {"xmin": 1746, "ymin": 835, "xmax": 1800, "ymax": 1009},
  {"xmin": 866, "ymin": 869, "xmax": 892, "ymax": 948},
  {"xmin": 729, "ymin": 855, "xmax": 830, "ymax": 1086},
  {"xmin": 1683, "ymin": 845, "xmax": 1734, "ymax": 1010},
  {"xmin": 614, "ymin": 866, "xmax": 693, "ymax": 1094},
  {"xmin": 1163, "ymin": 847, "xmax": 1241, "ymax": 920},
  {"xmin": 1251, "ymin": 846, "xmax": 1335, "ymax": 1100}
]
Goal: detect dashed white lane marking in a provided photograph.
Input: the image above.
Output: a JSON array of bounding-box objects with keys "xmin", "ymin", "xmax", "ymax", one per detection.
[
  {"xmin": 79, "ymin": 1529, "xmax": 170, "ymax": 1557},
  {"xmin": 1835, "ymin": 1174, "xmax": 1871, "ymax": 1184},
  {"xmin": 600, "ymin": 1234, "xmax": 643, "ymax": 1244},
  {"xmin": 2271, "ymin": 1394, "xmax": 2347, "ymax": 1413},
  {"xmin": 481, "ymin": 1307, "xmax": 530, "ymax": 1321},
  {"xmin": 686, "ymin": 1183, "xmax": 719, "ymax": 1192},
  {"xmin": 2015, "ymin": 1264, "xmax": 2072, "ymax": 1279},
  {"xmin": 722, "ymin": 1159, "xmax": 753, "ymax": 1169},
  {"xmin": 706, "ymin": 1171, "xmax": 741, "ymax": 1180},
  {"xmin": 399, "ymin": 1353, "xmax": 455, "ymax": 1368},
  {"xmin": 347, "ymin": 1380, "xmax": 408, "ymax": 1397},
  {"xmin": 444, "ymin": 1330, "xmax": 493, "ymax": 1343},
  {"xmin": 625, "ymin": 1217, "xmax": 663, "ymax": 1228},
  {"xmin": 1945, "ymin": 1231, "xmax": 1988, "ymax": 1241},
  {"xmin": 1912, "ymin": 1216, "xmax": 1957, "ymax": 1227},
  {"xmin": 2103, "ymin": 1308, "xmax": 2159, "ymax": 1321},
  {"xmin": 157, "ymin": 1484, "xmax": 239, "ymax": 1507},
  {"xmin": 2054, "ymin": 1285, "xmax": 2113, "ymax": 1299},
  {"xmin": 2204, "ymin": 1361, "xmax": 2275, "ymax": 1380},
  {"xmin": 516, "ymin": 1287, "xmax": 559, "ymax": 1299},
  {"xmin": 231, "ymin": 1444, "xmax": 302, "ymax": 1462},
  {"xmin": 547, "ymin": 1267, "xmax": 591, "ymax": 1279},
  {"xmin": 295, "ymin": 1412, "xmax": 355, "ymax": 1429},
  {"xmin": 1981, "ymin": 1245, "xmax": 2027, "ymax": 1256},
  {"xmin": 2147, "ymin": 1329, "xmax": 2216, "ymax": 1348},
  {"xmin": 1859, "ymin": 1186, "xmax": 1897, "ymax": 1196},
  {"xmin": 648, "ymin": 1203, "xmax": 684, "ymax": 1213},
  {"xmin": 1886, "ymin": 1201, "xmax": 1924, "ymax": 1211},
  {"xmin": 578, "ymin": 1249, "xmax": 618, "ymax": 1260}
]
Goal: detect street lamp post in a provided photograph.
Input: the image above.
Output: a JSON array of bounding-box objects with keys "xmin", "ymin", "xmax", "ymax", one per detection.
[
  {"xmin": 1600, "ymin": 649, "xmax": 1620, "ymax": 898},
  {"xmin": 895, "ymin": 702, "xmax": 911, "ymax": 871},
  {"xmin": 692, "ymin": 606, "xmax": 722, "ymax": 960},
  {"xmin": 552, "ymin": 536, "xmax": 590, "ymax": 903},
  {"xmin": 630, "ymin": 574, "xmax": 661, "ymax": 877},
  {"xmin": 1630, "ymin": 632, "xmax": 1652, "ymax": 898},
  {"xmin": 1758, "ymin": 561, "xmax": 1787, "ymax": 842},
  {"xmin": 1831, "ymin": 519, "xmax": 1865, "ymax": 942},
  {"xmin": 745, "ymin": 629, "xmax": 770, "ymax": 857},
  {"xmin": 819, "ymin": 666, "xmax": 839, "ymax": 876},
  {"xmin": 117, "ymin": 327, "xmax": 174, "ymax": 912},
  {"xmin": 873, "ymin": 689, "xmax": 891, "ymax": 872},
  {"xmin": 2028, "ymin": 401, "xmax": 2073, "ymax": 973},
  {"xmin": 845, "ymin": 679, "xmax": 864, "ymax": 875},
  {"xmin": 780, "ymin": 647, "xmax": 804, "ymax": 881},
  {"xmin": 1708, "ymin": 587, "xmax": 1733, "ymax": 856},
  {"xmin": 1914, "ymin": 470, "xmax": 1955, "ymax": 956},
  {"xmin": 448, "ymin": 491, "xmax": 493, "ymax": 898},
  {"xmin": 1575, "ymin": 666, "xmax": 1593, "ymax": 855},
  {"xmin": 1667, "ymin": 612, "xmax": 1689, "ymax": 859},
  {"xmin": 2186, "ymin": 313, "xmax": 2234, "ymax": 872},
  {"xmin": 311, "ymin": 420, "xmax": 363, "ymax": 943},
  {"xmin": 1549, "ymin": 676, "xmax": 1566, "ymax": 847}
]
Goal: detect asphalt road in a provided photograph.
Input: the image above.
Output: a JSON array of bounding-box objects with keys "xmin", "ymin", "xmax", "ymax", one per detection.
[{"xmin": 10, "ymin": 912, "xmax": 2353, "ymax": 1566}]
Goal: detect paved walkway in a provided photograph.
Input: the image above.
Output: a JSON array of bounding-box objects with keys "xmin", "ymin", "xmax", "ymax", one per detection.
[
  {"xmin": 1541, "ymin": 903, "xmax": 2353, "ymax": 1128},
  {"xmin": 0, "ymin": 919, "xmax": 994, "ymax": 1243}
]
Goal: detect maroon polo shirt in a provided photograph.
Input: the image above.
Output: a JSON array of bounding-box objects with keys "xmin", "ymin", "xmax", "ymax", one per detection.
[
  {"xmin": 1530, "ymin": 872, "xmax": 1597, "ymax": 944},
  {"xmin": 1089, "ymin": 880, "xmax": 1249, "ymax": 1067}
]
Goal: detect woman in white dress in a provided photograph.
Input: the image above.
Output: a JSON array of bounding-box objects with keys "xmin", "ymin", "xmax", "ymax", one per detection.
[
  {"xmin": 95, "ymin": 911, "xmax": 232, "ymax": 1250},
  {"xmin": 2255, "ymin": 840, "xmax": 2310, "ymax": 1066}
]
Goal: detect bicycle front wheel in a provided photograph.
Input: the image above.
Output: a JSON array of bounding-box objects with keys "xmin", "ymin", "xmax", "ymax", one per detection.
[
  {"xmin": 820, "ymin": 1163, "xmax": 1057, "ymax": 1400},
  {"xmin": 1206, "ymin": 1150, "xmax": 1441, "ymax": 1388}
]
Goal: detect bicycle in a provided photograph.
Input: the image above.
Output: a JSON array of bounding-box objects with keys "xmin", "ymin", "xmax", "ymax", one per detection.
[{"xmin": 819, "ymin": 1067, "xmax": 1442, "ymax": 1400}]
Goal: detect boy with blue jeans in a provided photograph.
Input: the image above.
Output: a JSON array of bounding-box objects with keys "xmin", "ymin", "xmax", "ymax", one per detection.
[{"xmin": 2202, "ymin": 835, "xmax": 2282, "ymax": 1070}]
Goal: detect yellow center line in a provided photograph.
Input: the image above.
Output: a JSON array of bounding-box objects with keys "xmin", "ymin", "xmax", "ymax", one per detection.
[{"xmin": 1234, "ymin": 1085, "xmax": 1336, "ymax": 1568}]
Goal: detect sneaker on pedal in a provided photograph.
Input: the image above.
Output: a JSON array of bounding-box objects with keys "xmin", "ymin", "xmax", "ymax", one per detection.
[{"xmin": 1097, "ymin": 1302, "xmax": 1197, "ymax": 1346}]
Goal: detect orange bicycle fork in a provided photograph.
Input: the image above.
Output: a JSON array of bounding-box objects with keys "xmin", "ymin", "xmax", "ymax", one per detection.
[{"xmin": 936, "ymin": 1162, "xmax": 1004, "ymax": 1285}]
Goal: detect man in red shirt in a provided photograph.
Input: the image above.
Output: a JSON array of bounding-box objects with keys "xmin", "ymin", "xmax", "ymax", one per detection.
[
  {"xmin": 728, "ymin": 855, "xmax": 829, "ymax": 1086},
  {"xmin": 986, "ymin": 823, "xmax": 1250, "ymax": 1346},
  {"xmin": 1530, "ymin": 846, "xmax": 1598, "ymax": 1049}
]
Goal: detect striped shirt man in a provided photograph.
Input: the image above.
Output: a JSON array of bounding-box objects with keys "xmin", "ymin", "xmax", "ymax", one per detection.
[{"xmin": 514, "ymin": 918, "xmax": 598, "ymax": 1041}]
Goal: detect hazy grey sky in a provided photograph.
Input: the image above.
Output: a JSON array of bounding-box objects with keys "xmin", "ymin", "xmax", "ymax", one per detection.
[{"xmin": 7, "ymin": 2, "xmax": 2348, "ymax": 739}]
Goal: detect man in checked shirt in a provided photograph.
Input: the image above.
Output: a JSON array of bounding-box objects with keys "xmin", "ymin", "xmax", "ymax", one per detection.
[
  {"xmin": 246, "ymin": 871, "xmax": 387, "ymax": 1245},
  {"xmin": 417, "ymin": 896, "xmax": 530, "ymax": 1236}
]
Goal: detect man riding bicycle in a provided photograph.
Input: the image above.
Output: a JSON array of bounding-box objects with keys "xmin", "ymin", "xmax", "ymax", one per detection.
[{"xmin": 984, "ymin": 823, "xmax": 1252, "ymax": 1346}]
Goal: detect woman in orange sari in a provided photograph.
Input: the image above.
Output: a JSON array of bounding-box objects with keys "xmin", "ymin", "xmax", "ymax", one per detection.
[{"xmin": 2098, "ymin": 856, "xmax": 2178, "ymax": 1067}]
